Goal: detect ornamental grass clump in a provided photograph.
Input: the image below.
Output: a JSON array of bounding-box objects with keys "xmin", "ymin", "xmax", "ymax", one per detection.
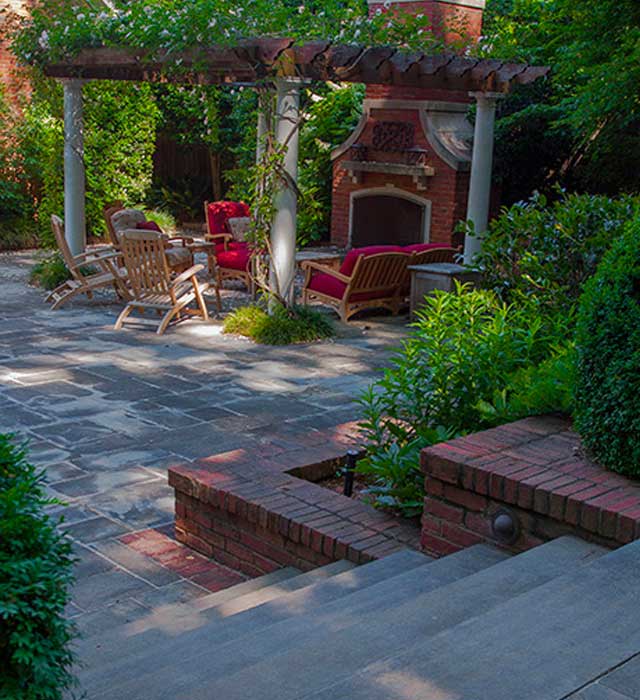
[
  {"xmin": 574, "ymin": 218, "xmax": 640, "ymax": 476},
  {"xmin": 223, "ymin": 303, "xmax": 334, "ymax": 345},
  {"xmin": 0, "ymin": 435, "xmax": 76, "ymax": 699}
]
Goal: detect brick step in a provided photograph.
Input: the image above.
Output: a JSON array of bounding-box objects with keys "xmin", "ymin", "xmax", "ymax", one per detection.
[
  {"xmin": 78, "ymin": 550, "xmax": 431, "ymax": 695},
  {"xmin": 310, "ymin": 538, "xmax": 640, "ymax": 700},
  {"xmin": 138, "ymin": 537, "xmax": 604, "ymax": 700}
]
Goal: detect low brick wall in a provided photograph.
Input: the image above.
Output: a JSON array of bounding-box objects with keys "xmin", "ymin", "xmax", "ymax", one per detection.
[
  {"xmin": 420, "ymin": 416, "xmax": 640, "ymax": 557},
  {"xmin": 169, "ymin": 423, "xmax": 420, "ymax": 577}
]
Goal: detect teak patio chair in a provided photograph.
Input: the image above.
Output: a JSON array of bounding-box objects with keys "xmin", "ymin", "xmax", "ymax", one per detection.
[
  {"xmin": 203, "ymin": 200, "xmax": 255, "ymax": 292},
  {"xmin": 103, "ymin": 203, "xmax": 194, "ymax": 274},
  {"xmin": 114, "ymin": 229, "xmax": 217, "ymax": 335},
  {"xmin": 46, "ymin": 215, "xmax": 129, "ymax": 310},
  {"xmin": 302, "ymin": 251, "xmax": 409, "ymax": 322}
]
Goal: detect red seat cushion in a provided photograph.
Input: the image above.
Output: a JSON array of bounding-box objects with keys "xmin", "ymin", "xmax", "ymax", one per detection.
[
  {"xmin": 217, "ymin": 246, "xmax": 251, "ymax": 271},
  {"xmin": 308, "ymin": 272, "xmax": 395, "ymax": 303},
  {"xmin": 339, "ymin": 245, "xmax": 404, "ymax": 276},
  {"xmin": 403, "ymin": 242, "xmax": 449, "ymax": 254},
  {"xmin": 136, "ymin": 220, "xmax": 162, "ymax": 233},
  {"xmin": 215, "ymin": 241, "xmax": 248, "ymax": 255},
  {"xmin": 206, "ymin": 201, "xmax": 250, "ymax": 236}
]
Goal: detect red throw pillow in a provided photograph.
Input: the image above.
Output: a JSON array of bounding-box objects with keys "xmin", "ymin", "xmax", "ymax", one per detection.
[
  {"xmin": 136, "ymin": 220, "xmax": 162, "ymax": 233},
  {"xmin": 206, "ymin": 201, "xmax": 251, "ymax": 236},
  {"xmin": 339, "ymin": 245, "xmax": 405, "ymax": 277}
]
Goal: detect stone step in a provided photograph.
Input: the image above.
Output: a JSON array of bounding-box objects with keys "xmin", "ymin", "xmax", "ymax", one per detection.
[
  {"xmin": 88, "ymin": 545, "xmax": 506, "ymax": 699},
  {"xmin": 307, "ymin": 538, "xmax": 640, "ymax": 700},
  {"xmin": 78, "ymin": 558, "xmax": 355, "ymax": 664},
  {"xmin": 80, "ymin": 549, "xmax": 432, "ymax": 695},
  {"xmin": 79, "ymin": 565, "xmax": 304, "ymax": 646},
  {"xmin": 157, "ymin": 536, "xmax": 605, "ymax": 700}
]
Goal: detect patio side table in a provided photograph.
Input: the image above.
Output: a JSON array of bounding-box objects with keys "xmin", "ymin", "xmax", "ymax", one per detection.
[{"xmin": 408, "ymin": 262, "xmax": 481, "ymax": 318}]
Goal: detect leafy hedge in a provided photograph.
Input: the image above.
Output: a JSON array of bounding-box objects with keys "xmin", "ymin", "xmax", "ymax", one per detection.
[
  {"xmin": 0, "ymin": 435, "xmax": 76, "ymax": 699},
  {"xmin": 0, "ymin": 76, "xmax": 159, "ymax": 248},
  {"xmin": 473, "ymin": 191, "xmax": 638, "ymax": 313},
  {"xmin": 574, "ymin": 219, "xmax": 640, "ymax": 476}
]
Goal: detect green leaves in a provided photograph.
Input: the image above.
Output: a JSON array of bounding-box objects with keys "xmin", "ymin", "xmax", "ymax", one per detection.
[
  {"xmin": 357, "ymin": 283, "xmax": 575, "ymax": 515},
  {"xmin": 471, "ymin": 191, "xmax": 638, "ymax": 315},
  {"xmin": 574, "ymin": 218, "xmax": 640, "ymax": 476},
  {"xmin": 13, "ymin": 0, "xmax": 464, "ymax": 69},
  {"xmin": 0, "ymin": 435, "xmax": 76, "ymax": 699},
  {"xmin": 223, "ymin": 302, "xmax": 334, "ymax": 344}
]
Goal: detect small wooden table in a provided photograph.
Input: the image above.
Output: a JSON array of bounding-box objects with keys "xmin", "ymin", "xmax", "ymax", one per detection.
[{"xmin": 186, "ymin": 240, "xmax": 217, "ymax": 278}]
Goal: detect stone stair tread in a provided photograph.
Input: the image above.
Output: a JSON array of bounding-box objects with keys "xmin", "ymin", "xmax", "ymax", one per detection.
[
  {"xmin": 79, "ymin": 566, "xmax": 304, "ymax": 646},
  {"xmin": 80, "ymin": 549, "xmax": 432, "ymax": 693},
  {"xmin": 305, "ymin": 538, "xmax": 640, "ymax": 700},
  {"xmin": 79, "ymin": 559, "xmax": 356, "ymax": 659},
  {"xmin": 87, "ymin": 545, "xmax": 508, "ymax": 698},
  {"xmin": 157, "ymin": 536, "xmax": 605, "ymax": 700},
  {"xmin": 190, "ymin": 566, "xmax": 302, "ymax": 611}
]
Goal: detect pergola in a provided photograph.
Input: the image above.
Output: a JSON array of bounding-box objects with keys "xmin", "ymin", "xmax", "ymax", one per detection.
[{"xmin": 45, "ymin": 39, "xmax": 549, "ymax": 301}]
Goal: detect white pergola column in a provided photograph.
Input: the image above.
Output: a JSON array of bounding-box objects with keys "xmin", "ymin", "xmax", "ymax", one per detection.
[
  {"xmin": 256, "ymin": 93, "xmax": 268, "ymax": 164},
  {"xmin": 63, "ymin": 79, "xmax": 86, "ymax": 256},
  {"xmin": 270, "ymin": 79, "xmax": 300, "ymax": 306},
  {"xmin": 464, "ymin": 92, "xmax": 499, "ymax": 266}
]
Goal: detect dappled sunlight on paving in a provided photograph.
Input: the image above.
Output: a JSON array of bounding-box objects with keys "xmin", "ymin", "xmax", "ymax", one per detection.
[{"xmin": 0, "ymin": 251, "xmax": 410, "ymax": 631}]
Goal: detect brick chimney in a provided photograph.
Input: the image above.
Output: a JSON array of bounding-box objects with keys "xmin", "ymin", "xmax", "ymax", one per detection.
[{"xmin": 367, "ymin": 0, "xmax": 486, "ymax": 46}]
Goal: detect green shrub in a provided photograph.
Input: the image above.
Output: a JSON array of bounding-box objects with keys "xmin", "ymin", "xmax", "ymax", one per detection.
[
  {"xmin": 574, "ymin": 219, "xmax": 640, "ymax": 476},
  {"xmin": 357, "ymin": 284, "xmax": 574, "ymax": 514},
  {"xmin": 223, "ymin": 303, "xmax": 334, "ymax": 345},
  {"xmin": 29, "ymin": 253, "xmax": 71, "ymax": 291},
  {"xmin": 141, "ymin": 208, "xmax": 177, "ymax": 234},
  {"xmin": 0, "ymin": 435, "xmax": 76, "ymax": 699},
  {"xmin": 7, "ymin": 77, "xmax": 159, "ymax": 248},
  {"xmin": 471, "ymin": 191, "xmax": 638, "ymax": 313}
]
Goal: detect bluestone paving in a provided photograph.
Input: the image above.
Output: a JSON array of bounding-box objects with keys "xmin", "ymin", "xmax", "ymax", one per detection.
[{"xmin": 0, "ymin": 250, "xmax": 407, "ymax": 630}]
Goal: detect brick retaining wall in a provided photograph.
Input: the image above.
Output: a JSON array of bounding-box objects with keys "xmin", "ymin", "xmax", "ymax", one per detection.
[
  {"xmin": 420, "ymin": 416, "xmax": 640, "ymax": 557},
  {"xmin": 169, "ymin": 423, "xmax": 420, "ymax": 577}
]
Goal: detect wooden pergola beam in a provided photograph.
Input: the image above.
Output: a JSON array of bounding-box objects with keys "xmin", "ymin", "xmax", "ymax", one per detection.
[{"xmin": 43, "ymin": 41, "xmax": 549, "ymax": 94}]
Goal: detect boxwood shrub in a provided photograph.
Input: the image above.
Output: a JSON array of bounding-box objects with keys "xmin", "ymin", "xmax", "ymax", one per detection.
[
  {"xmin": 574, "ymin": 219, "xmax": 640, "ymax": 476},
  {"xmin": 0, "ymin": 435, "xmax": 76, "ymax": 699}
]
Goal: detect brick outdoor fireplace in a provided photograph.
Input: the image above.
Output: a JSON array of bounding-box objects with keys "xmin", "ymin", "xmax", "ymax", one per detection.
[{"xmin": 330, "ymin": 0, "xmax": 486, "ymax": 249}]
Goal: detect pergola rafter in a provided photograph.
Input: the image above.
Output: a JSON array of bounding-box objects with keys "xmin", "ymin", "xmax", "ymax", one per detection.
[
  {"xmin": 45, "ymin": 39, "xmax": 549, "ymax": 281},
  {"xmin": 44, "ymin": 39, "xmax": 549, "ymax": 94}
]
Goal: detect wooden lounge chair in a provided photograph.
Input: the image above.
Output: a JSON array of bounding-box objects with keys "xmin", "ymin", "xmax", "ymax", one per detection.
[
  {"xmin": 114, "ymin": 229, "xmax": 216, "ymax": 335},
  {"xmin": 301, "ymin": 251, "xmax": 409, "ymax": 322},
  {"xmin": 104, "ymin": 203, "xmax": 194, "ymax": 274},
  {"xmin": 45, "ymin": 215, "xmax": 129, "ymax": 311}
]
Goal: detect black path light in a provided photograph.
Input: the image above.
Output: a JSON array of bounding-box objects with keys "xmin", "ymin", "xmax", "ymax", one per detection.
[{"xmin": 343, "ymin": 450, "xmax": 358, "ymax": 497}]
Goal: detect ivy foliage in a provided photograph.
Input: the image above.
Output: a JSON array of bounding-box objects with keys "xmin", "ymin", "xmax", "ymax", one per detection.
[
  {"xmin": 1, "ymin": 75, "xmax": 159, "ymax": 246},
  {"xmin": 0, "ymin": 435, "xmax": 76, "ymax": 699},
  {"xmin": 574, "ymin": 219, "xmax": 640, "ymax": 476},
  {"xmin": 13, "ymin": 0, "xmax": 465, "ymax": 68},
  {"xmin": 226, "ymin": 82, "xmax": 364, "ymax": 246}
]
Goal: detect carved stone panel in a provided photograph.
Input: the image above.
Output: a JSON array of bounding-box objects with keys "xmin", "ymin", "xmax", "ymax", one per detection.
[{"xmin": 372, "ymin": 121, "xmax": 415, "ymax": 152}]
